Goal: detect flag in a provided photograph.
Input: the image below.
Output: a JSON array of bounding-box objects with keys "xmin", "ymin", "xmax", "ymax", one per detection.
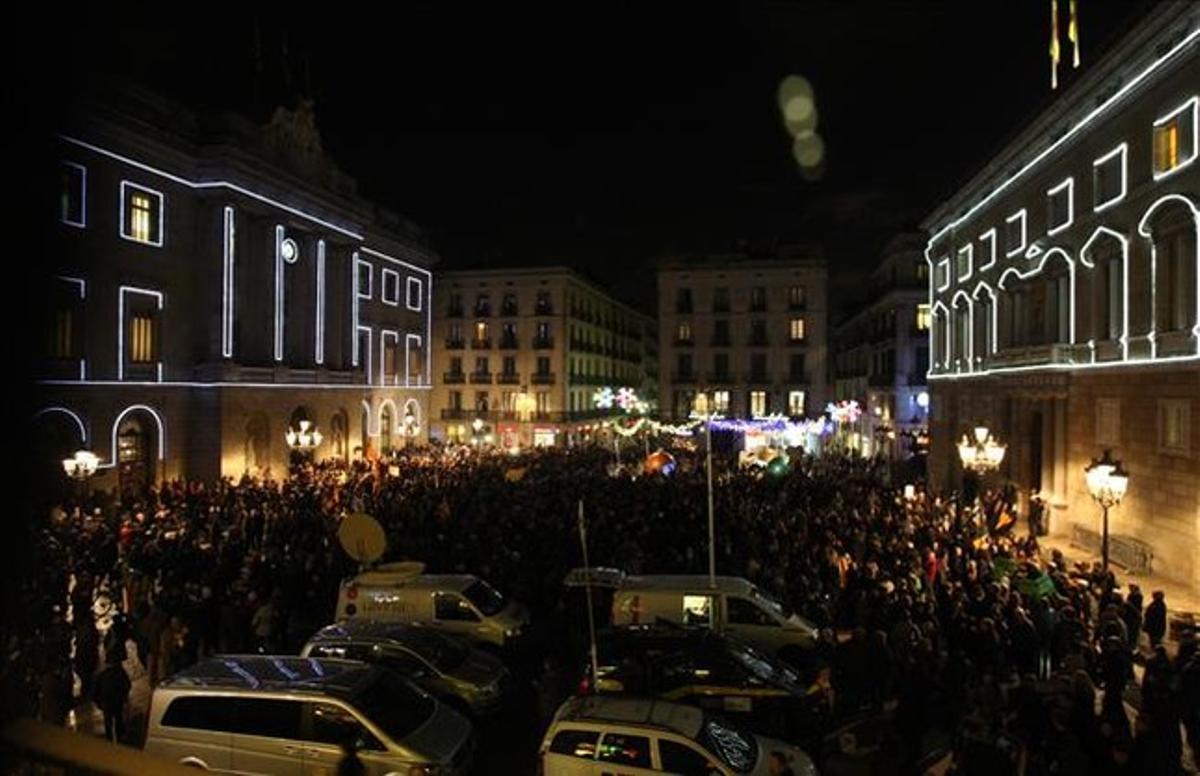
[
  {"xmin": 1050, "ymin": 0, "xmax": 1061, "ymax": 90},
  {"xmin": 1068, "ymin": 0, "xmax": 1081, "ymax": 68}
]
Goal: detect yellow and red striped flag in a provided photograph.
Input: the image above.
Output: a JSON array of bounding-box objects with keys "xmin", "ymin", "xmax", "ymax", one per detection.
[
  {"xmin": 1050, "ymin": 0, "xmax": 1061, "ymax": 89},
  {"xmin": 1068, "ymin": 0, "xmax": 1081, "ymax": 68}
]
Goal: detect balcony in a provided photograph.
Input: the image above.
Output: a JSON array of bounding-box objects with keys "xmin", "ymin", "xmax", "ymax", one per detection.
[
  {"xmin": 531, "ymin": 372, "xmax": 556, "ymax": 384},
  {"xmin": 440, "ymin": 408, "xmax": 471, "ymax": 420},
  {"xmin": 788, "ymin": 372, "xmax": 809, "ymax": 384},
  {"xmin": 471, "ymin": 339, "xmax": 492, "ymax": 350},
  {"xmin": 750, "ymin": 302, "xmax": 767, "ymax": 313},
  {"xmin": 443, "ymin": 371, "xmax": 466, "ymax": 384},
  {"xmin": 498, "ymin": 337, "xmax": 519, "ymax": 350},
  {"xmin": 445, "ymin": 338, "xmax": 465, "ymax": 350},
  {"xmin": 533, "ymin": 337, "xmax": 554, "ymax": 349},
  {"xmin": 788, "ymin": 301, "xmax": 806, "ymax": 312},
  {"xmin": 787, "ymin": 338, "xmax": 807, "ymax": 347},
  {"xmin": 709, "ymin": 372, "xmax": 734, "ymax": 384},
  {"xmin": 675, "ymin": 303, "xmax": 693, "ymax": 314},
  {"xmin": 470, "ymin": 371, "xmax": 492, "ymax": 384},
  {"xmin": 496, "ymin": 372, "xmax": 520, "ymax": 385},
  {"xmin": 671, "ymin": 373, "xmax": 697, "ymax": 384}
]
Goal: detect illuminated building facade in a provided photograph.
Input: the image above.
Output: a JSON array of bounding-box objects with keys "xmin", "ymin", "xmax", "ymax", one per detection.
[
  {"xmin": 833, "ymin": 233, "xmax": 931, "ymax": 458},
  {"xmin": 33, "ymin": 85, "xmax": 434, "ymax": 491},
  {"xmin": 923, "ymin": 4, "xmax": 1200, "ymax": 590},
  {"xmin": 656, "ymin": 247, "xmax": 830, "ymax": 420},
  {"xmin": 431, "ymin": 267, "xmax": 656, "ymax": 446}
]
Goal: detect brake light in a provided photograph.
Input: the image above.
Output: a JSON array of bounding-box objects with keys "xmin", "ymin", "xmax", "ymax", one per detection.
[{"xmin": 577, "ymin": 676, "xmax": 591, "ymax": 695}]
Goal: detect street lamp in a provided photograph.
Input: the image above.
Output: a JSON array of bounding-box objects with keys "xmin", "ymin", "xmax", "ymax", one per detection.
[
  {"xmin": 401, "ymin": 410, "xmax": 419, "ymax": 448},
  {"xmin": 285, "ymin": 419, "xmax": 323, "ymax": 455},
  {"xmin": 62, "ymin": 450, "xmax": 99, "ymax": 500},
  {"xmin": 957, "ymin": 426, "xmax": 1006, "ymax": 473},
  {"xmin": 1084, "ymin": 449, "xmax": 1130, "ymax": 572},
  {"xmin": 690, "ymin": 392, "xmax": 717, "ymax": 588},
  {"xmin": 471, "ymin": 417, "xmax": 484, "ymax": 447}
]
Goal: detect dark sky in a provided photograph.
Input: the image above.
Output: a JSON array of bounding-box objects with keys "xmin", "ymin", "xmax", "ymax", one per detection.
[{"xmin": 45, "ymin": 1, "xmax": 1142, "ymax": 310}]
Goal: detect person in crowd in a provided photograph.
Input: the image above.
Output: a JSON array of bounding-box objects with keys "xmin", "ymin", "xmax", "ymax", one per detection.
[
  {"xmin": 94, "ymin": 652, "xmax": 131, "ymax": 743},
  {"xmin": 1144, "ymin": 590, "xmax": 1168, "ymax": 650}
]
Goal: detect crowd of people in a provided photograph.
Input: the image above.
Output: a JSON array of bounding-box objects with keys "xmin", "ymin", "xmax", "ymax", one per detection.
[{"xmin": 3, "ymin": 440, "xmax": 1199, "ymax": 774}]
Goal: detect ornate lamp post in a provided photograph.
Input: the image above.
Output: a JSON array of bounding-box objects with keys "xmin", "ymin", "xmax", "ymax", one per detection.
[
  {"xmin": 691, "ymin": 392, "xmax": 717, "ymax": 588},
  {"xmin": 62, "ymin": 450, "xmax": 99, "ymax": 499},
  {"xmin": 957, "ymin": 425, "xmax": 1007, "ymax": 473},
  {"xmin": 285, "ymin": 419, "xmax": 323, "ymax": 458},
  {"xmin": 401, "ymin": 410, "xmax": 419, "ymax": 448},
  {"xmin": 1084, "ymin": 449, "xmax": 1130, "ymax": 572}
]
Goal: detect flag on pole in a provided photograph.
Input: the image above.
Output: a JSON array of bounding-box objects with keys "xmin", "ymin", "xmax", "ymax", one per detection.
[
  {"xmin": 1068, "ymin": 0, "xmax": 1081, "ymax": 68},
  {"xmin": 1050, "ymin": 0, "xmax": 1061, "ymax": 89}
]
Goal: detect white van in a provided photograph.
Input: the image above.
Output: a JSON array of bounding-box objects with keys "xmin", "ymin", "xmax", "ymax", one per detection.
[
  {"xmin": 565, "ymin": 569, "xmax": 817, "ymax": 664},
  {"xmin": 143, "ymin": 655, "xmax": 473, "ymax": 775},
  {"xmin": 337, "ymin": 562, "xmax": 530, "ymax": 649}
]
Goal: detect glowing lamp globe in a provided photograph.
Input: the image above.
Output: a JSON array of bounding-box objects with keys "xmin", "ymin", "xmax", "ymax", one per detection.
[
  {"xmin": 644, "ymin": 449, "xmax": 676, "ymax": 476},
  {"xmin": 766, "ymin": 454, "xmax": 790, "ymax": 477}
]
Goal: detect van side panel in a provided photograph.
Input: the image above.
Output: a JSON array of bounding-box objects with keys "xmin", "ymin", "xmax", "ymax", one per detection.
[{"xmin": 143, "ymin": 692, "xmax": 233, "ymax": 772}]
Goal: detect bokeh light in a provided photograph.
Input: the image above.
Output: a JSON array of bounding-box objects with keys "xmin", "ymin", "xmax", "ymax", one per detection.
[{"xmin": 792, "ymin": 130, "xmax": 825, "ymax": 167}]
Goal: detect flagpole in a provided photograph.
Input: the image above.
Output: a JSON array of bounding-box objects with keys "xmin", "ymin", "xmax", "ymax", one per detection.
[{"xmin": 578, "ymin": 499, "xmax": 600, "ymax": 689}]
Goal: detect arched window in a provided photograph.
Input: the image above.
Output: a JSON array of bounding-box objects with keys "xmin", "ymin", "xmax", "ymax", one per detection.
[
  {"xmin": 972, "ymin": 285, "xmax": 996, "ymax": 364},
  {"xmin": 379, "ymin": 403, "xmax": 394, "ymax": 453},
  {"xmin": 330, "ymin": 409, "xmax": 349, "ymax": 461},
  {"xmin": 1040, "ymin": 251, "xmax": 1074, "ymax": 345},
  {"xmin": 951, "ymin": 293, "xmax": 972, "ymax": 370},
  {"xmin": 1152, "ymin": 209, "xmax": 1197, "ymax": 334},
  {"xmin": 1081, "ymin": 230, "xmax": 1126, "ymax": 344}
]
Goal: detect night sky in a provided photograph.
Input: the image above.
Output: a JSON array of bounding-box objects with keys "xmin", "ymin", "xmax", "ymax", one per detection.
[{"xmin": 43, "ymin": 1, "xmax": 1143, "ymax": 312}]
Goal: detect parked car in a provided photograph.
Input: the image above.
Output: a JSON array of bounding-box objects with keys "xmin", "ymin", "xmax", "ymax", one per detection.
[
  {"xmin": 143, "ymin": 655, "xmax": 473, "ymax": 775},
  {"xmin": 579, "ymin": 625, "xmax": 828, "ymax": 745},
  {"xmin": 539, "ymin": 695, "xmax": 816, "ymax": 775},
  {"xmin": 301, "ymin": 621, "xmax": 510, "ymax": 716}
]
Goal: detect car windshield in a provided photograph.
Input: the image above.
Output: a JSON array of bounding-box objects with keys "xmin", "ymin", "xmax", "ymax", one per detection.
[
  {"xmin": 409, "ymin": 631, "xmax": 470, "ymax": 672},
  {"xmin": 351, "ymin": 669, "xmax": 435, "ymax": 742},
  {"xmin": 697, "ymin": 717, "xmax": 758, "ymax": 773},
  {"xmin": 462, "ymin": 579, "xmax": 506, "ymax": 617}
]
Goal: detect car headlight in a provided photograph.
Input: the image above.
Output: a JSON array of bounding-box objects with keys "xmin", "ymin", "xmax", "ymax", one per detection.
[{"xmin": 505, "ymin": 627, "xmax": 522, "ymax": 638}]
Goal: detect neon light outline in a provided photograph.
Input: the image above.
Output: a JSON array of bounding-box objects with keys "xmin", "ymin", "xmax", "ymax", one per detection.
[
  {"xmin": 118, "ymin": 180, "xmax": 164, "ymax": 247},
  {"xmin": 1005, "ymin": 210, "xmax": 1028, "ymax": 257},
  {"xmin": 406, "ymin": 277, "xmax": 423, "ymax": 312},
  {"xmin": 971, "ymin": 281, "xmax": 998, "ymax": 355},
  {"xmin": 118, "ymin": 286, "xmax": 164, "ymax": 381},
  {"xmin": 352, "ymin": 256, "xmax": 372, "ymax": 368},
  {"xmin": 357, "ymin": 326, "xmax": 373, "ymax": 385},
  {"xmin": 1152, "ymin": 95, "xmax": 1199, "ymax": 181},
  {"xmin": 95, "ymin": 404, "xmax": 166, "ymax": 469},
  {"xmin": 274, "ymin": 228, "xmax": 299, "ymax": 362},
  {"xmin": 1137, "ymin": 194, "xmax": 1200, "ymax": 351},
  {"xmin": 995, "ymin": 247, "xmax": 1076, "ymax": 343},
  {"xmin": 359, "ymin": 247, "xmax": 433, "ymax": 384},
  {"xmin": 60, "ymin": 135, "xmax": 365, "ymax": 239},
  {"xmin": 978, "ymin": 228, "xmax": 997, "ymax": 271},
  {"xmin": 351, "ymin": 254, "xmax": 360, "ymax": 366},
  {"xmin": 61, "ymin": 161, "xmax": 86, "ymax": 228},
  {"xmin": 927, "ymin": 351, "xmax": 1200, "ymax": 380},
  {"xmin": 957, "ymin": 244, "xmax": 974, "ymax": 283},
  {"xmin": 951, "ymin": 290, "xmax": 974, "ymax": 371},
  {"xmin": 935, "ymin": 257, "xmax": 951, "ymax": 292},
  {"xmin": 1046, "ymin": 177, "xmax": 1075, "ymax": 236},
  {"xmin": 379, "ymin": 329, "xmax": 399, "ymax": 386},
  {"xmin": 222, "ymin": 206, "xmax": 235, "ymax": 358},
  {"xmin": 931, "ymin": 301, "xmax": 950, "ymax": 368},
  {"xmin": 1079, "ymin": 226, "xmax": 1130, "ymax": 358},
  {"xmin": 924, "ymin": 28, "xmax": 1200, "ymax": 249},
  {"xmin": 380, "ymin": 268, "xmax": 400, "ymax": 306},
  {"xmin": 33, "ymin": 406, "xmax": 87, "ymax": 445},
  {"xmin": 1092, "ymin": 142, "xmax": 1128, "ymax": 213},
  {"xmin": 405, "ymin": 333, "xmax": 423, "ymax": 387},
  {"xmin": 315, "ymin": 239, "xmax": 326, "ymax": 365}
]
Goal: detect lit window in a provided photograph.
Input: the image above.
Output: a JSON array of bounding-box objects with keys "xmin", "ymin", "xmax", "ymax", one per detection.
[
  {"xmin": 407, "ymin": 277, "xmax": 423, "ymax": 311},
  {"xmin": 916, "ymin": 261, "xmax": 929, "ymax": 281},
  {"xmin": 1046, "ymin": 177, "xmax": 1074, "ymax": 235},
  {"xmin": 381, "ymin": 269, "xmax": 400, "ymax": 305},
  {"xmin": 916, "ymin": 304, "xmax": 931, "ymax": 331},
  {"xmin": 50, "ymin": 309, "xmax": 76, "ymax": 359},
  {"xmin": 1153, "ymin": 97, "xmax": 1197, "ymax": 179},
  {"xmin": 750, "ymin": 390, "xmax": 767, "ymax": 417},
  {"xmin": 956, "ymin": 245, "xmax": 973, "ymax": 281},
  {"xmin": 474, "ymin": 321, "xmax": 489, "ymax": 343},
  {"xmin": 713, "ymin": 390, "xmax": 730, "ymax": 412},
  {"xmin": 121, "ymin": 183, "xmax": 163, "ymax": 246},
  {"xmin": 1093, "ymin": 143, "xmax": 1127, "ymax": 212},
  {"xmin": 61, "ymin": 162, "xmax": 85, "ymax": 227},
  {"xmin": 1005, "ymin": 210, "xmax": 1027, "ymax": 257},
  {"xmin": 677, "ymin": 322, "xmax": 692, "ymax": 342},
  {"xmin": 788, "ymin": 390, "xmax": 805, "ymax": 416},
  {"xmin": 789, "ymin": 318, "xmax": 806, "ymax": 341},
  {"xmin": 130, "ymin": 315, "xmax": 155, "ymax": 363}
]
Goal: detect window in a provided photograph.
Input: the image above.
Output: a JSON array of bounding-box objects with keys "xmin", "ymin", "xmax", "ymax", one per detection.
[
  {"xmin": 161, "ymin": 697, "xmax": 238, "ymax": 731},
  {"xmin": 978, "ymin": 228, "xmax": 997, "ymax": 270},
  {"xmin": 676, "ymin": 353, "xmax": 693, "ymax": 378},
  {"xmin": 382, "ymin": 335, "xmax": 398, "ymax": 382},
  {"xmin": 789, "ymin": 318, "xmax": 806, "ymax": 342},
  {"xmin": 676, "ymin": 288, "xmax": 693, "ymax": 313},
  {"xmin": 500, "ymin": 322, "xmax": 518, "ymax": 347},
  {"xmin": 536, "ymin": 321, "xmax": 551, "ymax": 343},
  {"xmin": 231, "ymin": 698, "xmax": 303, "ymax": 739},
  {"xmin": 750, "ymin": 320, "xmax": 767, "ymax": 346},
  {"xmin": 1093, "ymin": 143, "xmax": 1127, "ymax": 211},
  {"xmin": 450, "ymin": 356, "xmax": 463, "ymax": 375},
  {"xmin": 502, "ymin": 356, "xmax": 516, "ymax": 375},
  {"xmin": 956, "ymin": 245, "xmax": 973, "ymax": 281},
  {"xmin": 406, "ymin": 277, "xmax": 423, "ymax": 311},
  {"xmin": 713, "ymin": 390, "xmax": 730, "ymax": 412},
  {"xmin": 677, "ymin": 322, "xmax": 692, "ymax": 343},
  {"xmin": 474, "ymin": 321, "xmax": 489, "ymax": 345},
  {"xmin": 61, "ymin": 162, "xmax": 85, "ymax": 227},
  {"xmin": 549, "ymin": 729, "xmax": 599, "ymax": 759},
  {"xmin": 789, "ymin": 353, "xmax": 806, "ymax": 381},
  {"xmin": 307, "ymin": 702, "xmax": 383, "ymax": 751},
  {"xmin": 916, "ymin": 261, "xmax": 929, "ymax": 281},
  {"xmin": 475, "ymin": 293, "xmax": 491, "ymax": 316},
  {"xmin": 682, "ymin": 594, "xmax": 714, "ymax": 627},
  {"xmin": 1153, "ymin": 96, "xmax": 1198, "ymax": 179},
  {"xmin": 1005, "ymin": 210, "xmax": 1027, "ymax": 257},
  {"xmin": 120, "ymin": 182, "xmax": 163, "ymax": 246},
  {"xmin": 537, "ymin": 356, "xmax": 551, "ymax": 375},
  {"xmin": 1159, "ymin": 224, "xmax": 1195, "ymax": 333},
  {"xmin": 1158, "ymin": 399, "xmax": 1191, "ymax": 455},
  {"xmin": 916, "ymin": 303, "xmax": 931, "ymax": 331},
  {"xmin": 1047, "ymin": 178, "xmax": 1074, "ymax": 235},
  {"xmin": 1105, "ymin": 256, "xmax": 1122, "ymax": 340},
  {"xmin": 935, "ymin": 258, "xmax": 950, "ymax": 291},
  {"xmin": 1096, "ymin": 399, "xmax": 1121, "ymax": 447},
  {"xmin": 658, "ymin": 739, "xmax": 712, "ymax": 773},
  {"xmin": 536, "ymin": 391, "xmax": 549, "ymax": 413},
  {"xmin": 535, "ymin": 290, "xmax": 552, "ymax": 314},
  {"xmin": 750, "ymin": 286, "xmax": 767, "ymax": 312},
  {"xmin": 788, "ymin": 285, "xmax": 806, "ymax": 309},
  {"xmin": 750, "ymin": 353, "xmax": 767, "ymax": 380},
  {"xmin": 130, "ymin": 315, "xmax": 156, "ymax": 363},
  {"xmin": 713, "ymin": 353, "xmax": 729, "ymax": 379},
  {"xmin": 728, "ymin": 597, "xmax": 778, "ymax": 626},
  {"xmin": 596, "ymin": 733, "xmax": 651, "ymax": 768},
  {"xmin": 788, "ymin": 390, "xmax": 805, "ymax": 417},
  {"xmin": 501, "ymin": 292, "xmax": 517, "ymax": 316},
  {"xmin": 357, "ymin": 261, "xmax": 373, "ymax": 297},
  {"xmin": 434, "ymin": 593, "xmax": 479, "ymax": 622},
  {"xmin": 750, "ymin": 390, "xmax": 767, "ymax": 417},
  {"xmin": 448, "ymin": 293, "xmax": 463, "ymax": 316},
  {"xmin": 474, "ymin": 356, "xmax": 489, "ymax": 375},
  {"xmin": 712, "ymin": 319, "xmax": 730, "ymax": 346},
  {"xmin": 50, "ymin": 307, "xmax": 77, "ymax": 360},
  {"xmin": 712, "ymin": 286, "xmax": 730, "ymax": 312}
]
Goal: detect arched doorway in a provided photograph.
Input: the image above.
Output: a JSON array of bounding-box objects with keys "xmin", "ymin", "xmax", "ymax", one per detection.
[
  {"xmin": 330, "ymin": 409, "xmax": 349, "ymax": 462},
  {"xmin": 116, "ymin": 414, "xmax": 157, "ymax": 494},
  {"xmin": 30, "ymin": 407, "xmax": 87, "ymax": 503},
  {"xmin": 379, "ymin": 402, "xmax": 394, "ymax": 454},
  {"xmin": 245, "ymin": 411, "xmax": 270, "ymax": 474}
]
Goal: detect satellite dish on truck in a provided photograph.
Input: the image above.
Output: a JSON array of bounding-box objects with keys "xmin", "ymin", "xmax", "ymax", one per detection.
[{"xmin": 337, "ymin": 513, "xmax": 386, "ymax": 565}]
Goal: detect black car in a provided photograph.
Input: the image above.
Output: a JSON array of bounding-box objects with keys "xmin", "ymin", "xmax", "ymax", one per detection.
[{"xmin": 578, "ymin": 625, "xmax": 829, "ymax": 746}]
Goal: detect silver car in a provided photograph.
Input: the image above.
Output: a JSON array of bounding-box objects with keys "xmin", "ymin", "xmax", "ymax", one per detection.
[{"xmin": 302, "ymin": 621, "xmax": 510, "ymax": 716}]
